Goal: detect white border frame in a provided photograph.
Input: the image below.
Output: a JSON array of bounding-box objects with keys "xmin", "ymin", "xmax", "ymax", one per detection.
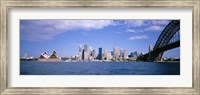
[{"xmin": 8, "ymin": 8, "xmax": 192, "ymax": 87}]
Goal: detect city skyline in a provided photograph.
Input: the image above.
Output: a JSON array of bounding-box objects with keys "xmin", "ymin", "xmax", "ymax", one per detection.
[
  {"xmin": 73, "ymin": 44, "xmax": 129, "ymax": 61},
  {"xmin": 20, "ymin": 20, "xmax": 180, "ymax": 58},
  {"xmin": 31, "ymin": 43, "xmax": 154, "ymax": 62}
]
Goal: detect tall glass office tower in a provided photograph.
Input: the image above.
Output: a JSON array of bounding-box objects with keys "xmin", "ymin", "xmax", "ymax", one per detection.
[{"xmin": 98, "ymin": 48, "xmax": 103, "ymax": 60}]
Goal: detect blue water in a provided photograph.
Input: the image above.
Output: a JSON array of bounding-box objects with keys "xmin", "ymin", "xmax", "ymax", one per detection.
[{"xmin": 20, "ymin": 61, "xmax": 180, "ymax": 75}]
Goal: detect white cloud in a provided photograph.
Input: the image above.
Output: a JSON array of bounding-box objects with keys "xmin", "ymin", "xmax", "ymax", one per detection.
[
  {"xmin": 127, "ymin": 29, "xmax": 136, "ymax": 33},
  {"xmin": 21, "ymin": 20, "xmax": 171, "ymax": 41},
  {"xmin": 126, "ymin": 20, "xmax": 144, "ymax": 27},
  {"xmin": 126, "ymin": 20, "xmax": 170, "ymax": 28},
  {"xmin": 145, "ymin": 26, "xmax": 163, "ymax": 32},
  {"xmin": 118, "ymin": 20, "xmax": 170, "ymax": 34},
  {"xmin": 32, "ymin": 20, "xmax": 114, "ymax": 31},
  {"xmin": 151, "ymin": 20, "xmax": 170, "ymax": 25},
  {"xmin": 127, "ymin": 29, "xmax": 143, "ymax": 33},
  {"xmin": 129, "ymin": 35, "xmax": 149, "ymax": 40},
  {"xmin": 21, "ymin": 20, "xmax": 115, "ymax": 41}
]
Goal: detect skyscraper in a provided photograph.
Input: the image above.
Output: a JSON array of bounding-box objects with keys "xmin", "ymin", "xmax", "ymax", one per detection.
[
  {"xmin": 84, "ymin": 44, "xmax": 88, "ymax": 52},
  {"xmin": 78, "ymin": 45, "xmax": 82, "ymax": 61},
  {"xmin": 113, "ymin": 47, "xmax": 119, "ymax": 59},
  {"xmin": 103, "ymin": 49, "xmax": 107, "ymax": 60},
  {"xmin": 84, "ymin": 44, "xmax": 88, "ymax": 60},
  {"xmin": 149, "ymin": 45, "xmax": 153, "ymax": 60},
  {"xmin": 119, "ymin": 48, "xmax": 123, "ymax": 59},
  {"xmin": 133, "ymin": 51, "xmax": 138, "ymax": 58},
  {"xmin": 98, "ymin": 48, "xmax": 103, "ymax": 60},
  {"xmin": 149, "ymin": 45, "xmax": 153, "ymax": 52},
  {"xmin": 84, "ymin": 51, "xmax": 88, "ymax": 60},
  {"xmin": 82, "ymin": 49, "xmax": 84, "ymax": 60},
  {"xmin": 123, "ymin": 49, "xmax": 127, "ymax": 59},
  {"xmin": 116, "ymin": 47, "xmax": 119, "ymax": 59}
]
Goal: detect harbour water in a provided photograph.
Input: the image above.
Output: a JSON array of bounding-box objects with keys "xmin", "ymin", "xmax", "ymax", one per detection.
[{"xmin": 20, "ymin": 61, "xmax": 180, "ymax": 75}]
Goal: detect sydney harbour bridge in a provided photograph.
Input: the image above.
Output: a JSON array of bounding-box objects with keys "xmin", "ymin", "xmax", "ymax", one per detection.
[{"xmin": 137, "ymin": 20, "xmax": 180, "ymax": 61}]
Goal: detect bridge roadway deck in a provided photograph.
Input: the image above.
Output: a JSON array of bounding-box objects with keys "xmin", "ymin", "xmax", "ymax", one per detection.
[{"xmin": 138, "ymin": 40, "xmax": 180, "ymax": 61}]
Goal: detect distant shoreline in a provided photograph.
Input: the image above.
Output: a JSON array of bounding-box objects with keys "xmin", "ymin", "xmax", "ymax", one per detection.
[{"xmin": 20, "ymin": 60, "xmax": 180, "ymax": 63}]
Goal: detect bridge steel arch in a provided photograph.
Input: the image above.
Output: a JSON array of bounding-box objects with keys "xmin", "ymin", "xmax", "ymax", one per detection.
[
  {"xmin": 154, "ymin": 20, "xmax": 180, "ymax": 49},
  {"xmin": 150, "ymin": 20, "xmax": 180, "ymax": 61}
]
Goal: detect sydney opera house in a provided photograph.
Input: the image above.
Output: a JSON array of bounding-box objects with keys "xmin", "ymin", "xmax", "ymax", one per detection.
[{"xmin": 38, "ymin": 51, "xmax": 61, "ymax": 61}]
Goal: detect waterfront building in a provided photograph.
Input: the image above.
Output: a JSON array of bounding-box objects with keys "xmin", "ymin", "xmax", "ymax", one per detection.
[
  {"xmin": 78, "ymin": 46, "xmax": 82, "ymax": 61},
  {"xmin": 49, "ymin": 51, "xmax": 58, "ymax": 58},
  {"xmin": 149, "ymin": 45, "xmax": 153, "ymax": 52},
  {"xmin": 22, "ymin": 53, "xmax": 28, "ymax": 59},
  {"xmin": 113, "ymin": 47, "xmax": 119, "ymax": 59},
  {"xmin": 103, "ymin": 49, "xmax": 107, "ymax": 60},
  {"xmin": 49, "ymin": 51, "xmax": 61, "ymax": 61},
  {"xmin": 98, "ymin": 47, "xmax": 103, "ymax": 60},
  {"xmin": 149, "ymin": 45, "xmax": 153, "ymax": 60},
  {"xmin": 75, "ymin": 54, "xmax": 78, "ymax": 61},
  {"xmin": 78, "ymin": 52, "xmax": 82, "ymax": 61},
  {"xmin": 116, "ymin": 47, "xmax": 119, "ymax": 59},
  {"xmin": 111, "ymin": 51, "xmax": 114, "ymax": 56},
  {"xmin": 84, "ymin": 44, "xmax": 88, "ymax": 52},
  {"xmin": 130, "ymin": 52, "xmax": 133, "ymax": 57},
  {"xmin": 84, "ymin": 51, "xmax": 88, "ymax": 60},
  {"xmin": 89, "ymin": 46, "xmax": 93, "ymax": 60},
  {"xmin": 89, "ymin": 51, "xmax": 92, "ymax": 60},
  {"xmin": 92, "ymin": 50, "xmax": 96, "ymax": 59},
  {"xmin": 89, "ymin": 47, "xmax": 92, "ymax": 52},
  {"xmin": 39, "ymin": 52, "xmax": 48, "ymax": 59},
  {"xmin": 21, "ymin": 53, "xmax": 34, "ymax": 60},
  {"xmin": 129, "ymin": 51, "xmax": 138, "ymax": 58},
  {"xmin": 119, "ymin": 48, "xmax": 123, "ymax": 59},
  {"xmin": 83, "ymin": 44, "xmax": 89, "ymax": 60},
  {"xmin": 71, "ymin": 55, "xmax": 77, "ymax": 61},
  {"xmin": 123, "ymin": 49, "xmax": 127, "ymax": 59},
  {"xmin": 82, "ymin": 49, "xmax": 84, "ymax": 60},
  {"xmin": 113, "ymin": 48, "xmax": 115, "ymax": 59},
  {"xmin": 39, "ymin": 51, "xmax": 61, "ymax": 61},
  {"xmin": 106, "ymin": 52, "xmax": 113, "ymax": 61},
  {"xmin": 133, "ymin": 51, "xmax": 138, "ymax": 58},
  {"xmin": 139, "ymin": 52, "xmax": 144, "ymax": 57}
]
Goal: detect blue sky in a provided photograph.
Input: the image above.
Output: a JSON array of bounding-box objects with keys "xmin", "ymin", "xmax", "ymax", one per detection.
[{"xmin": 20, "ymin": 20, "xmax": 180, "ymax": 58}]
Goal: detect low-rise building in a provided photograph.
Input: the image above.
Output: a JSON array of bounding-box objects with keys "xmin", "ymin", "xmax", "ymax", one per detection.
[{"xmin": 38, "ymin": 51, "xmax": 61, "ymax": 61}]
